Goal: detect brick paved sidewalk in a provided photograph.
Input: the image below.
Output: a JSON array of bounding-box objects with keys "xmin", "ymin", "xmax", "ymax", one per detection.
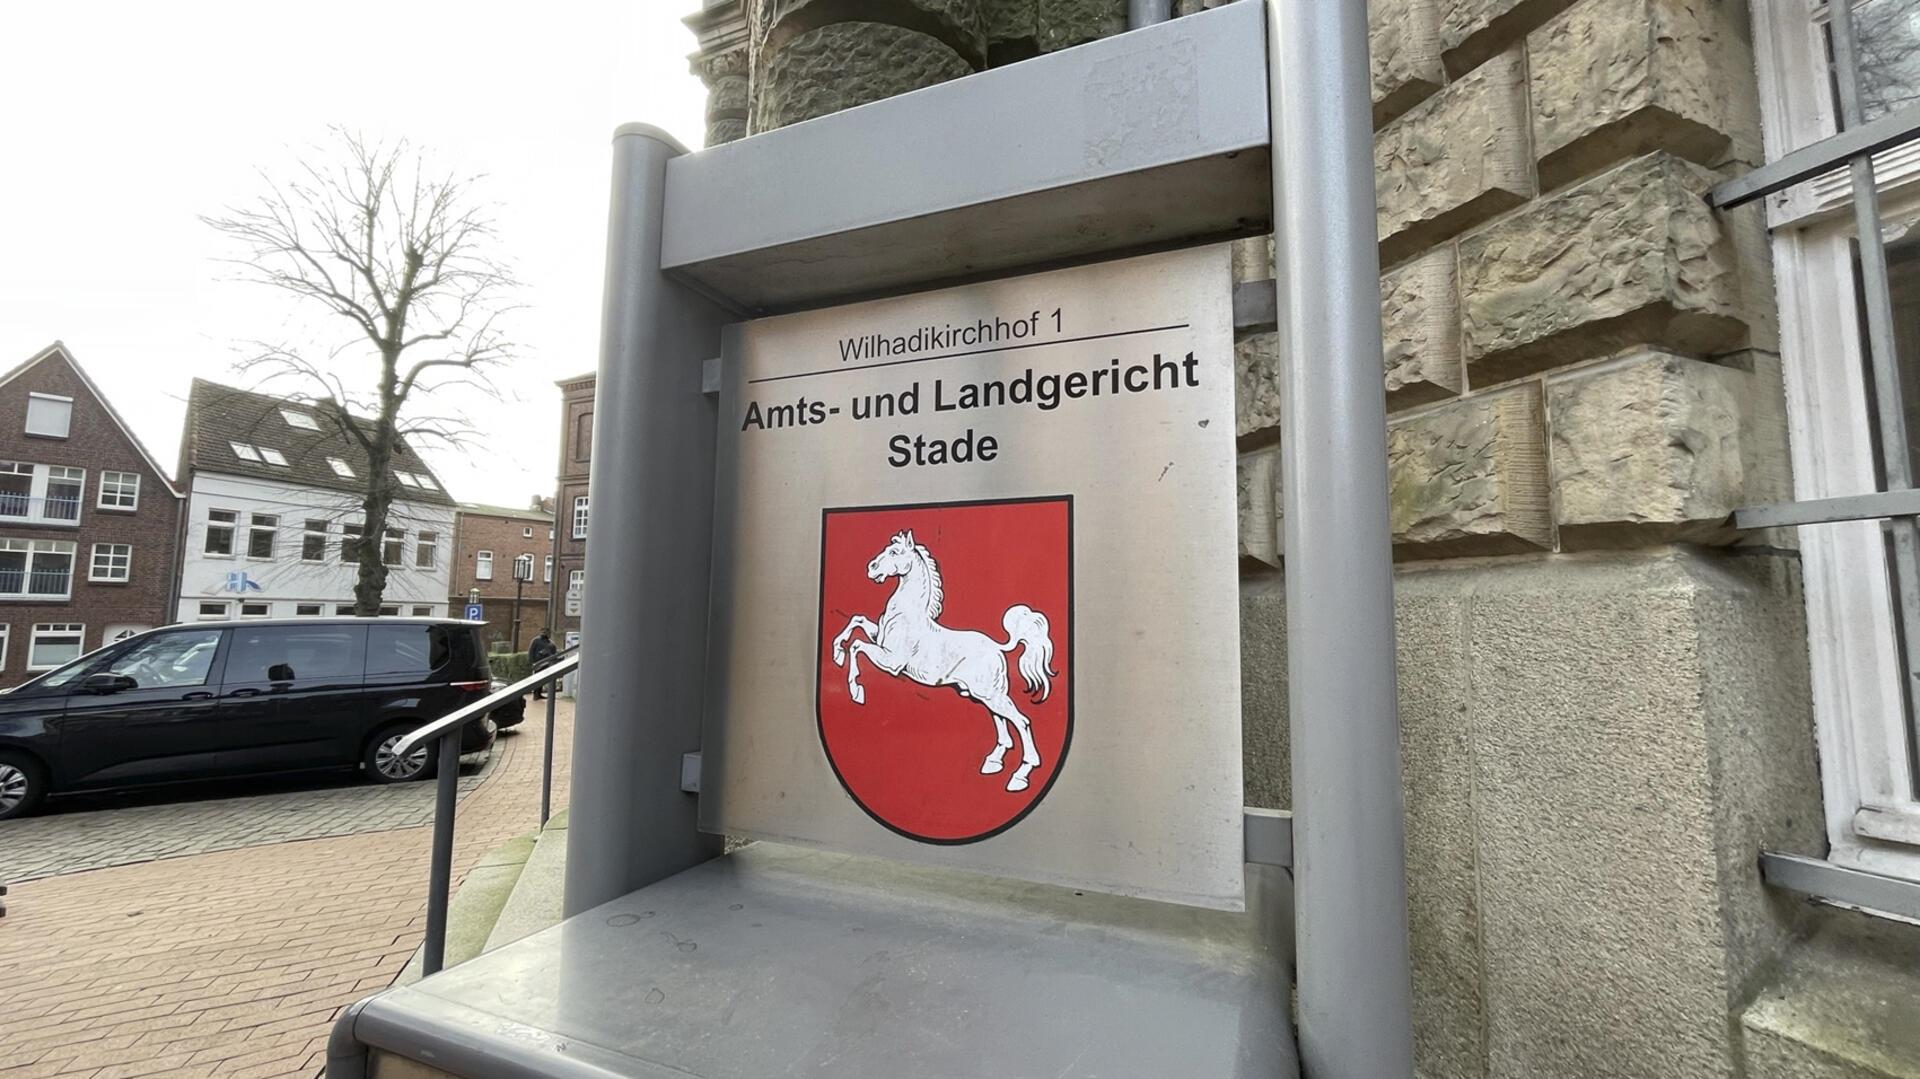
[{"xmin": 0, "ymin": 700, "xmax": 574, "ymax": 1079}]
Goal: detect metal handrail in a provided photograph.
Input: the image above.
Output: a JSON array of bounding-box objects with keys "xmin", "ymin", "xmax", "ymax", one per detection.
[{"xmin": 405, "ymin": 645, "xmax": 581, "ymax": 976}]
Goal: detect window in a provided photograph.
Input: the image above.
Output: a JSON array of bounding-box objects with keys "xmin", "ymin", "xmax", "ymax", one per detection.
[
  {"xmin": 568, "ymin": 569, "xmax": 583, "ymax": 594},
  {"xmin": 247, "ymin": 514, "xmax": 277, "ymax": 559},
  {"xmin": 25, "ymin": 394, "xmax": 72, "ymax": 438},
  {"xmin": 544, "ymin": 554, "xmax": 553, "ymax": 583},
  {"xmin": 296, "ymin": 603, "xmax": 324, "ymax": 616},
  {"xmin": 97, "ymin": 471, "xmax": 139, "ymax": 510},
  {"xmin": 105, "ymin": 629, "xmax": 221, "ymax": 689},
  {"xmin": 476, "ymin": 550, "xmax": 493, "ymax": 580},
  {"xmin": 89, "ymin": 543, "xmax": 131, "ymax": 583},
  {"xmin": 335, "ymin": 604, "xmax": 355, "ymax": 615},
  {"xmin": 280, "ymin": 408, "xmax": 319, "ymax": 430},
  {"xmin": 327, "ymin": 457, "xmax": 355, "ymax": 478},
  {"xmin": 378, "ymin": 605, "xmax": 400, "ymax": 616},
  {"xmin": 225, "ymin": 625, "xmax": 366, "ymax": 684},
  {"xmin": 367, "ymin": 623, "xmax": 451, "ymax": 677},
  {"xmin": 523, "ymin": 526, "xmax": 534, "ymax": 538},
  {"xmin": 196, "ymin": 601, "xmax": 229, "ymax": 621},
  {"xmin": 1755, "ymin": 0, "xmax": 1920, "ymax": 879},
  {"xmin": 44, "ymin": 467, "xmax": 82, "ymax": 521},
  {"xmin": 301, "ymin": 519, "xmax": 328, "ymax": 562},
  {"xmin": 229, "ymin": 441, "xmax": 262, "ymax": 463},
  {"xmin": 28, "ymin": 624, "xmax": 84, "ymax": 670},
  {"xmin": 572, "ymin": 410, "xmax": 593, "ymax": 461},
  {"xmin": 383, "ymin": 528, "xmax": 404, "ymax": 566},
  {"xmin": 258, "ymin": 447, "xmax": 288, "ymax": 467},
  {"xmin": 0, "ymin": 624, "xmax": 8, "ymax": 670},
  {"xmin": 411, "ymin": 605, "xmax": 433, "ymax": 616},
  {"xmin": 572, "ymin": 496, "xmax": 589, "ymax": 539},
  {"xmin": 416, "ymin": 531, "xmax": 438, "ymax": 569},
  {"xmin": 0, "ymin": 540, "xmax": 75, "ymax": 598},
  {"xmin": 206, "ymin": 509, "xmax": 236, "ymax": 556},
  {"xmin": 395, "ymin": 471, "xmax": 420, "ymax": 488},
  {"xmin": 341, "ymin": 523, "xmax": 364, "ymax": 563},
  {"xmin": 239, "ymin": 601, "xmax": 271, "ymax": 619}
]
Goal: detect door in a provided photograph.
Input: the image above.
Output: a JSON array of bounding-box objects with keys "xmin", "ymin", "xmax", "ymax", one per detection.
[
  {"xmin": 56, "ymin": 628, "xmax": 229, "ymax": 787},
  {"xmin": 218, "ymin": 624, "xmax": 368, "ymax": 770}
]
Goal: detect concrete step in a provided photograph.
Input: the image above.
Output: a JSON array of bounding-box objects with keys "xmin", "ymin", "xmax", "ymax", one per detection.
[{"xmin": 482, "ymin": 809, "xmax": 569, "ymax": 953}]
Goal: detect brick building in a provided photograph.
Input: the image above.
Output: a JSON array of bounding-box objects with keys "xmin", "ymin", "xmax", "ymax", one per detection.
[
  {"xmin": 551, "ymin": 372, "xmax": 594, "ymax": 646},
  {"xmin": 668, "ymin": 2, "xmax": 1920, "ymax": 1076},
  {"xmin": 450, "ymin": 500, "xmax": 555, "ymax": 651},
  {"xmin": 0, "ymin": 343, "xmax": 183, "ymax": 687}
]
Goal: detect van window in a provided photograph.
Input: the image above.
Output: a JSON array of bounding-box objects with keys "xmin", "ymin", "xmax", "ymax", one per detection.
[
  {"xmin": 106, "ymin": 630, "xmax": 222, "ymax": 689},
  {"xmin": 226, "ymin": 626, "xmax": 367, "ymax": 684},
  {"xmin": 367, "ymin": 624, "xmax": 451, "ymax": 678}
]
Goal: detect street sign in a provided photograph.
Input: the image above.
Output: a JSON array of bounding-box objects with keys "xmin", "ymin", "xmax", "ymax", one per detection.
[
  {"xmin": 564, "ymin": 595, "xmax": 582, "ymax": 617},
  {"xmin": 703, "ymin": 244, "xmax": 1244, "ymax": 909},
  {"xmin": 464, "ymin": 603, "xmax": 484, "ymax": 621}
]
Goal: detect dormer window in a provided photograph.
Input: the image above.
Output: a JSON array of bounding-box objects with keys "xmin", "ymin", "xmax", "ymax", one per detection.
[{"xmin": 279, "ymin": 408, "xmax": 319, "ymax": 431}]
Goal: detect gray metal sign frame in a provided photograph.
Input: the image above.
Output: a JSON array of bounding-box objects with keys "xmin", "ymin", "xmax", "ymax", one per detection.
[{"xmin": 560, "ymin": 2, "xmax": 1412, "ymax": 1075}]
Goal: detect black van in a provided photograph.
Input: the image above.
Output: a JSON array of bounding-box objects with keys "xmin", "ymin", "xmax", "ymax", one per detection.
[{"xmin": 0, "ymin": 618, "xmax": 498, "ymax": 820}]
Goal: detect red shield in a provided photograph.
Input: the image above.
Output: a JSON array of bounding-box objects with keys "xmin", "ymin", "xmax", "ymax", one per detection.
[{"xmin": 817, "ymin": 497, "xmax": 1073, "ymax": 844}]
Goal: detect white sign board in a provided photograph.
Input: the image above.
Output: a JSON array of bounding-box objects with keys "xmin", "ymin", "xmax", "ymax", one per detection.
[{"xmin": 703, "ymin": 245, "xmax": 1244, "ymax": 908}]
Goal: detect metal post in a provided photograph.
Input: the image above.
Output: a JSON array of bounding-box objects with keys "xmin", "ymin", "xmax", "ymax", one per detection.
[
  {"xmin": 563, "ymin": 125, "xmax": 729, "ymax": 918},
  {"xmin": 1269, "ymin": 1, "xmax": 1415, "ymax": 1075},
  {"xmin": 421, "ymin": 733, "xmax": 462, "ymax": 976},
  {"xmin": 1128, "ymin": 0, "xmax": 1171, "ymax": 28},
  {"xmin": 511, "ymin": 577, "xmax": 525, "ymax": 652},
  {"xmin": 541, "ymin": 687, "xmax": 557, "ymax": 827}
]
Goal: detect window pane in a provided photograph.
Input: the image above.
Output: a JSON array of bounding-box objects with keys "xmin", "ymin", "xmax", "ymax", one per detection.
[
  {"xmin": 383, "ymin": 528, "xmax": 404, "ymax": 566},
  {"xmin": 1851, "ymin": 0, "xmax": 1920, "ymax": 124},
  {"xmin": 107, "ymin": 629, "xmax": 222, "ymax": 688},
  {"xmin": 368, "ymin": 624, "xmax": 453, "ymax": 677},
  {"xmin": 416, "ymin": 532, "xmax": 437, "ymax": 568},
  {"xmin": 226, "ymin": 626, "xmax": 366, "ymax": 683},
  {"xmin": 341, "ymin": 524, "xmax": 363, "ymax": 563},
  {"xmin": 411, "ymin": 605, "xmax": 433, "ymax": 616},
  {"xmin": 25, "ymin": 396, "xmax": 71, "ymax": 438},
  {"xmin": 197, "ymin": 602, "xmax": 228, "ymax": 621},
  {"xmin": 296, "ymin": 604, "xmax": 323, "ymax": 616},
  {"xmin": 29, "ymin": 626, "xmax": 84, "ymax": 669}
]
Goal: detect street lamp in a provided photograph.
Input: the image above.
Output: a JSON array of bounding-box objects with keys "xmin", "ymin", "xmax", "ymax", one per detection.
[{"xmin": 511, "ymin": 554, "xmax": 535, "ymax": 651}]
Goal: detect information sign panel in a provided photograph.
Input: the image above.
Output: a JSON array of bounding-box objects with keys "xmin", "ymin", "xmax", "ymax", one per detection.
[
  {"xmin": 703, "ymin": 245, "xmax": 1244, "ymax": 908},
  {"xmin": 464, "ymin": 603, "xmax": 484, "ymax": 621}
]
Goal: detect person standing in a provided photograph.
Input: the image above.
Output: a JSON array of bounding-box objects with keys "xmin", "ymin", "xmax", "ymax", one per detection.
[{"xmin": 529, "ymin": 628, "xmax": 558, "ymax": 699}]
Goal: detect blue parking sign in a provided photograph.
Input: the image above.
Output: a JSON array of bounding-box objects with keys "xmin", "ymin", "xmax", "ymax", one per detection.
[{"xmin": 464, "ymin": 603, "xmax": 484, "ymax": 620}]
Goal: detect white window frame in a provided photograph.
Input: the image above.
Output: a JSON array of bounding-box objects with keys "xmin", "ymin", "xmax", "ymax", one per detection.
[
  {"xmin": 24, "ymin": 393, "xmax": 72, "ymax": 438},
  {"xmin": 295, "ymin": 603, "xmax": 324, "ymax": 616},
  {"xmin": 0, "ymin": 539, "xmax": 76, "ymax": 599},
  {"xmin": 246, "ymin": 514, "xmax": 278, "ymax": 560},
  {"xmin": 27, "ymin": 623, "xmax": 84, "ymax": 670},
  {"xmin": 206, "ymin": 508, "xmax": 237, "ymax": 557},
  {"xmin": 411, "ymin": 605, "xmax": 433, "ymax": 617},
  {"xmin": 97, "ymin": 470, "xmax": 139, "ymax": 511},
  {"xmin": 301, "ymin": 519, "xmax": 329, "ymax": 563},
  {"xmin": 383, "ymin": 528, "xmax": 405, "ymax": 567},
  {"xmin": 544, "ymin": 554, "xmax": 553, "ymax": 583},
  {"xmin": 476, "ymin": 550, "xmax": 494, "ymax": 581},
  {"xmin": 196, "ymin": 601, "xmax": 230, "ymax": 622},
  {"xmin": 1755, "ymin": 0, "xmax": 1920, "ymax": 879},
  {"xmin": 258, "ymin": 447, "xmax": 289, "ymax": 467},
  {"xmin": 89, "ymin": 542, "xmax": 131, "ymax": 583},
  {"xmin": 327, "ymin": 456, "xmax": 355, "ymax": 478},
  {"xmin": 416, "ymin": 531, "xmax": 438, "ymax": 569},
  {"xmin": 238, "ymin": 601, "xmax": 272, "ymax": 619},
  {"xmin": 0, "ymin": 624, "xmax": 9, "ymax": 671},
  {"xmin": 572, "ymin": 496, "xmax": 589, "ymax": 539},
  {"xmin": 280, "ymin": 408, "xmax": 320, "ymax": 430}
]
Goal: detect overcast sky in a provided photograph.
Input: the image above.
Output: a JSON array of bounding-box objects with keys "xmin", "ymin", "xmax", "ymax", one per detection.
[{"xmin": 1, "ymin": 0, "xmax": 708, "ymax": 509}]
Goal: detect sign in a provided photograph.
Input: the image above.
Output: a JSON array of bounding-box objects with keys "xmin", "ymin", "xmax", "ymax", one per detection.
[
  {"xmin": 564, "ymin": 595, "xmax": 582, "ymax": 617},
  {"xmin": 224, "ymin": 571, "xmax": 265, "ymax": 593},
  {"xmin": 703, "ymin": 246, "xmax": 1244, "ymax": 908},
  {"xmin": 464, "ymin": 603, "xmax": 484, "ymax": 621}
]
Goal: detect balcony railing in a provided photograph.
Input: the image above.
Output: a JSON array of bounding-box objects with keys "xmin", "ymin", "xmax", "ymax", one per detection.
[
  {"xmin": 0, "ymin": 567, "xmax": 73, "ymax": 597},
  {"xmin": 0, "ymin": 492, "xmax": 80, "ymax": 523}
]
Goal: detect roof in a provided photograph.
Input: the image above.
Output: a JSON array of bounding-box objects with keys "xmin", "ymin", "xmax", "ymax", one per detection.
[
  {"xmin": 1, "ymin": 342, "xmax": 185, "ymax": 499},
  {"xmin": 457, "ymin": 502, "xmax": 554, "ymax": 523},
  {"xmin": 179, "ymin": 379, "xmax": 456, "ymax": 506}
]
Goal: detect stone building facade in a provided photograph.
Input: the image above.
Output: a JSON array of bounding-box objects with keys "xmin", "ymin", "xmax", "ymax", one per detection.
[
  {"xmin": 0, "ymin": 344, "xmax": 184, "ymax": 687},
  {"xmin": 680, "ymin": 1, "xmax": 1920, "ymax": 1077},
  {"xmin": 550, "ymin": 373, "xmax": 595, "ymax": 646},
  {"xmin": 449, "ymin": 501, "xmax": 556, "ymax": 651}
]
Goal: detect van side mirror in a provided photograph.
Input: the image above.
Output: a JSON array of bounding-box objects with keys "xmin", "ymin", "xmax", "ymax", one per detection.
[{"xmin": 83, "ymin": 673, "xmax": 137, "ymax": 695}]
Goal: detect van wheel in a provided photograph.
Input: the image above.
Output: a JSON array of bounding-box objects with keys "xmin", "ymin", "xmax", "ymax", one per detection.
[
  {"xmin": 0, "ymin": 751, "xmax": 48, "ymax": 820},
  {"xmin": 364, "ymin": 727, "xmax": 432, "ymax": 784}
]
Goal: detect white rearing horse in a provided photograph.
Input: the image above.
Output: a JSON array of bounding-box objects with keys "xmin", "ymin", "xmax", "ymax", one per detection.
[{"xmin": 831, "ymin": 530, "xmax": 1058, "ymax": 793}]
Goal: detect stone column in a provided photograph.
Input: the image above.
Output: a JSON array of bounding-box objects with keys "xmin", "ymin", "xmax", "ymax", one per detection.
[{"xmin": 746, "ymin": 0, "xmax": 987, "ymax": 133}]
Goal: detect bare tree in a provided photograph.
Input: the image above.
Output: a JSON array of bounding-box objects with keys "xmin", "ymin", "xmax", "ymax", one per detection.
[{"xmin": 205, "ymin": 128, "xmax": 517, "ymax": 615}]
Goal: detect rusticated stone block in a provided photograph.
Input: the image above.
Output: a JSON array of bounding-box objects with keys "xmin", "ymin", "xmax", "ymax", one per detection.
[
  {"xmin": 753, "ymin": 0, "xmax": 987, "ymax": 66},
  {"xmin": 1037, "ymin": 0, "xmax": 1125, "ymax": 52},
  {"xmin": 1235, "ymin": 332, "xmax": 1282, "ymax": 445},
  {"xmin": 1529, "ymin": 0, "xmax": 1751, "ymax": 191},
  {"xmin": 1388, "ymin": 384, "xmax": 1551, "ymax": 557},
  {"xmin": 1382, "ymin": 246, "xmax": 1463, "ymax": 410},
  {"xmin": 1548, "ymin": 351, "xmax": 1749, "ymax": 545},
  {"xmin": 753, "ymin": 22, "xmax": 973, "ymax": 131},
  {"xmin": 1459, "ymin": 152, "xmax": 1747, "ymax": 382},
  {"xmin": 1371, "ymin": 0, "xmax": 1444, "ymax": 127},
  {"xmin": 986, "ymin": 0, "xmax": 1037, "ymax": 45},
  {"xmin": 709, "ymin": 118, "xmax": 749, "ymax": 145},
  {"xmin": 1237, "ymin": 445, "xmax": 1282, "ymax": 573},
  {"xmin": 1440, "ymin": 0, "xmax": 1579, "ymax": 76},
  {"xmin": 1376, "ymin": 47, "xmax": 1533, "ymax": 268}
]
